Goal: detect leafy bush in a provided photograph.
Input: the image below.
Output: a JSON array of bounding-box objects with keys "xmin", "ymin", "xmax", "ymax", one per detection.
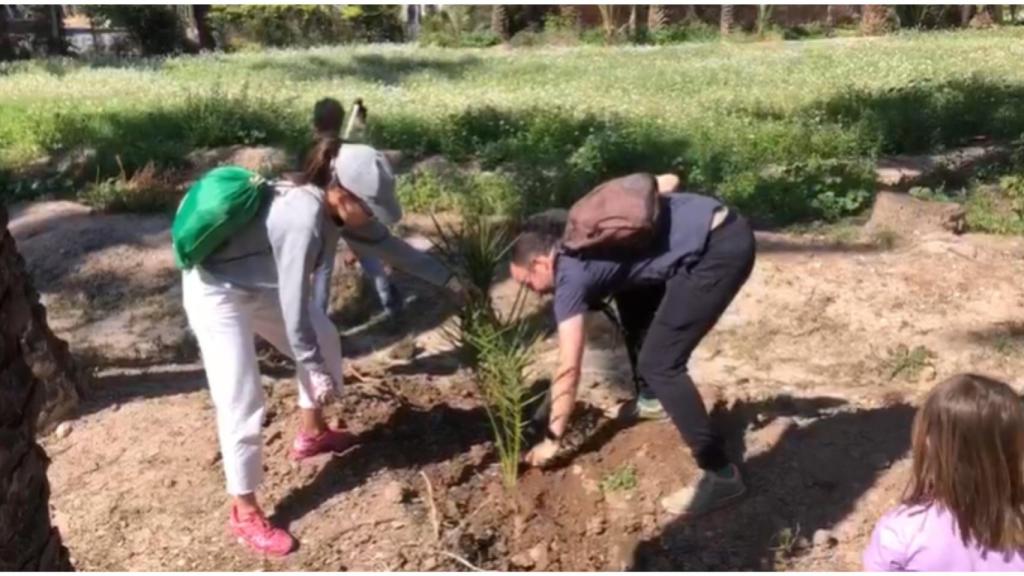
[
  {"xmin": 85, "ymin": 6, "xmax": 186, "ymax": 55},
  {"xmin": 419, "ymin": 7, "xmax": 500, "ymax": 48},
  {"xmin": 720, "ymin": 160, "xmax": 875, "ymax": 226},
  {"xmin": 210, "ymin": 5, "xmax": 402, "ymax": 49},
  {"xmin": 398, "ymin": 169, "xmax": 520, "ymax": 216},
  {"xmin": 648, "ymin": 22, "xmax": 719, "ymax": 44},
  {"xmin": 78, "ymin": 160, "xmax": 179, "ymax": 213},
  {"xmin": 965, "ymin": 176, "xmax": 1024, "ymax": 235}
]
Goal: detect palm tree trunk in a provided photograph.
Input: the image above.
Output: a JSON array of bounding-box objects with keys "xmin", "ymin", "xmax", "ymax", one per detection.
[
  {"xmin": 491, "ymin": 4, "xmax": 508, "ymax": 40},
  {"xmin": 720, "ymin": 5, "xmax": 735, "ymax": 35},
  {"xmin": 648, "ymin": 5, "xmax": 667, "ymax": 31},
  {"xmin": 0, "ymin": 7, "xmax": 13, "ymax": 60},
  {"xmin": 861, "ymin": 4, "xmax": 894, "ymax": 35},
  {"xmin": 0, "ymin": 205, "xmax": 73, "ymax": 571},
  {"xmin": 598, "ymin": 5, "xmax": 618, "ymax": 41}
]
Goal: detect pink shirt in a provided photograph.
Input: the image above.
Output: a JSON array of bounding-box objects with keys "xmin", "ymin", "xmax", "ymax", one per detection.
[{"xmin": 864, "ymin": 504, "xmax": 1024, "ymax": 571}]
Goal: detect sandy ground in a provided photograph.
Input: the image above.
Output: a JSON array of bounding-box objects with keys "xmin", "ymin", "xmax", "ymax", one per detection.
[{"xmin": 14, "ymin": 197, "xmax": 1024, "ymax": 570}]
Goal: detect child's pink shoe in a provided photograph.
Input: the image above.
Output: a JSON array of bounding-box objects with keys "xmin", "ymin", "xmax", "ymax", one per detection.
[
  {"xmin": 289, "ymin": 428, "xmax": 358, "ymax": 461},
  {"xmin": 229, "ymin": 506, "xmax": 296, "ymax": 557}
]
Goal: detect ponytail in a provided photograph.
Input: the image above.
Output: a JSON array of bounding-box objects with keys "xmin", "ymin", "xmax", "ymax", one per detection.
[{"xmin": 299, "ymin": 136, "xmax": 342, "ymax": 189}]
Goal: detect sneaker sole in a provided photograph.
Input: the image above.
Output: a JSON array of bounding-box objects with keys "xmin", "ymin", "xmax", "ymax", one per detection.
[
  {"xmin": 288, "ymin": 438, "xmax": 360, "ymax": 463},
  {"xmin": 228, "ymin": 526, "xmax": 296, "ymax": 557},
  {"xmin": 235, "ymin": 536, "xmax": 294, "ymax": 557}
]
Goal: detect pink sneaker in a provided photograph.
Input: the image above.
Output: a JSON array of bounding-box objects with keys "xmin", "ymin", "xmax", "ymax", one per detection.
[
  {"xmin": 229, "ymin": 506, "xmax": 295, "ymax": 557},
  {"xmin": 289, "ymin": 428, "xmax": 358, "ymax": 461}
]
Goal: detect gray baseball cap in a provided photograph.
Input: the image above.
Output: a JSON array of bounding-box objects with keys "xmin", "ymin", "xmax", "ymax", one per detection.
[{"xmin": 332, "ymin": 144, "xmax": 402, "ymax": 226}]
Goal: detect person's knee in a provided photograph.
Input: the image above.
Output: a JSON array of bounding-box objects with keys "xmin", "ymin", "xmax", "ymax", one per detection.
[{"xmin": 637, "ymin": 349, "xmax": 687, "ymax": 384}]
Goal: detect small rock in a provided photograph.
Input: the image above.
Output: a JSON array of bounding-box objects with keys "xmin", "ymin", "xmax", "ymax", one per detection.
[
  {"xmin": 54, "ymin": 422, "xmax": 72, "ymax": 439},
  {"xmin": 747, "ymin": 416, "xmax": 795, "ymax": 456},
  {"xmin": 813, "ymin": 528, "xmax": 837, "ymax": 548},
  {"xmin": 266, "ymin": 430, "xmax": 283, "ymax": 445},
  {"xmin": 421, "ymin": 556, "xmax": 438, "ymax": 570},
  {"xmin": 918, "ymin": 365, "xmax": 938, "ymax": 384},
  {"xmin": 796, "ymin": 536, "xmax": 811, "ymax": 551},
  {"xmin": 510, "ymin": 551, "xmax": 534, "ymax": 569},
  {"xmin": 110, "ymin": 403, "xmax": 121, "ymax": 413},
  {"xmin": 869, "ymin": 452, "xmax": 892, "ymax": 470},
  {"xmin": 700, "ymin": 550, "xmax": 719, "ymax": 566},
  {"xmin": 207, "ymin": 450, "xmax": 222, "ymax": 466},
  {"xmin": 164, "ymin": 478, "xmax": 177, "ymax": 489},
  {"xmin": 571, "ymin": 464, "xmax": 584, "ymax": 476},
  {"xmin": 528, "ymin": 542, "xmax": 549, "ymax": 571},
  {"xmin": 383, "ymin": 480, "xmax": 409, "ymax": 504},
  {"xmin": 388, "ymin": 337, "xmax": 420, "ymax": 362},
  {"xmin": 586, "ymin": 516, "xmax": 606, "ymax": 536},
  {"xmin": 263, "ymin": 407, "xmax": 277, "ymax": 427}
]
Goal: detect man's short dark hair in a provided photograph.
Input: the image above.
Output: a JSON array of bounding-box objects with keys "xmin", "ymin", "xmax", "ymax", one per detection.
[
  {"xmin": 512, "ymin": 209, "xmax": 567, "ymax": 265},
  {"xmin": 313, "ymin": 98, "xmax": 344, "ymax": 137}
]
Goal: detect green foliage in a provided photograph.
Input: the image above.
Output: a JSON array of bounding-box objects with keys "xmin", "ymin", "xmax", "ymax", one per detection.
[
  {"xmin": 965, "ymin": 177, "xmax": 1024, "ymax": 235},
  {"xmin": 600, "ymin": 464, "xmax": 638, "ymax": 492},
  {"xmin": 419, "ymin": 7, "xmax": 500, "ymax": 48},
  {"xmin": 78, "ymin": 160, "xmax": 179, "ymax": 213},
  {"xmin": 85, "ymin": 6, "xmax": 186, "ymax": 55},
  {"xmin": 209, "ymin": 5, "xmax": 402, "ymax": 49},
  {"xmin": 398, "ymin": 169, "xmax": 520, "ymax": 217},
  {"xmin": 648, "ymin": 21, "xmax": 719, "ymax": 44},
  {"xmin": 5, "ymin": 31, "xmax": 1024, "ymax": 223},
  {"xmin": 433, "ymin": 213, "xmax": 539, "ymax": 488},
  {"xmin": 720, "ymin": 160, "xmax": 874, "ymax": 226},
  {"xmin": 882, "ymin": 344, "xmax": 937, "ymax": 381},
  {"xmin": 461, "ymin": 291, "xmax": 540, "ymax": 489}
]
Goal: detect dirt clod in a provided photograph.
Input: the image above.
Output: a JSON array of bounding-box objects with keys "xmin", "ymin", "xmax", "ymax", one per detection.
[
  {"xmin": 586, "ymin": 516, "xmax": 606, "ymax": 537},
  {"xmin": 382, "ymin": 480, "xmax": 410, "ymax": 504},
  {"xmin": 54, "ymin": 422, "xmax": 73, "ymax": 439},
  {"xmin": 813, "ymin": 529, "xmax": 837, "ymax": 548},
  {"xmin": 528, "ymin": 542, "xmax": 550, "ymax": 570}
]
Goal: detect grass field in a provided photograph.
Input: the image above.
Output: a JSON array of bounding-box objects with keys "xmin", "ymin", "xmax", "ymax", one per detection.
[{"xmin": 3, "ymin": 29, "xmax": 1024, "ymax": 222}]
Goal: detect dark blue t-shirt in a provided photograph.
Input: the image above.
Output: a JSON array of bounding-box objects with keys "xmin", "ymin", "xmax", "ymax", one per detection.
[{"xmin": 553, "ymin": 192, "xmax": 722, "ymax": 323}]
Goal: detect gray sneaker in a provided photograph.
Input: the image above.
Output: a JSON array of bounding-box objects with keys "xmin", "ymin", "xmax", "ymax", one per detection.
[
  {"xmin": 623, "ymin": 394, "xmax": 668, "ymax": 421},
  {"xmin": 660, "ymin": 464, "xmax": 746, "ymax": 518}
]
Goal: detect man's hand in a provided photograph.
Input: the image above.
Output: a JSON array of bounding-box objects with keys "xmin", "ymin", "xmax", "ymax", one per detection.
[
  {"xmin": 524, "ymin": 438, "xmax": 560, "ymax": 468},
  {"xmin": 656, "ymin": 173, "xmax": 681, "ymax": 194},
  {"xmin": 445, "ymin": 275, "xmax": 472, "ymax": 306},
  {"xmin": 341, "ymin": 246, "xmax": 358, "ymax": 267}
]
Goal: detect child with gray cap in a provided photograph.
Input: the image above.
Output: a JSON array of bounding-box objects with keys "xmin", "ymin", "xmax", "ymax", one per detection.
[{"xmin": 182, "ymin": 137, "xmax": 462, "ymax": 557}]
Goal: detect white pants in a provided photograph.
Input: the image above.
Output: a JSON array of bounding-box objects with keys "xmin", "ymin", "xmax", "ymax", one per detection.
[{"xmin": 182, "ymin": 268, "xmax": 343, "ymax": 495}]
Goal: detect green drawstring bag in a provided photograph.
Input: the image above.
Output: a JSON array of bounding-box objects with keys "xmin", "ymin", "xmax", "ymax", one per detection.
[{"xmin": 172, "ymin": 166, "xmax": 268, "ymax": 270}]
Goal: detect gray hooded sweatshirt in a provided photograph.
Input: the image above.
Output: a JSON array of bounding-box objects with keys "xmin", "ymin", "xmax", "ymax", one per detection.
[{"xmin": 199, "ymin": 180, "xmax": 450, "ymax": 376}]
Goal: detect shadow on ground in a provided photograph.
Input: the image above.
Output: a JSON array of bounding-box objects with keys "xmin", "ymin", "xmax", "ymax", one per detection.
[{"xmin": 631, "ymin": 396, "xmax": 915, "ymax": 570}]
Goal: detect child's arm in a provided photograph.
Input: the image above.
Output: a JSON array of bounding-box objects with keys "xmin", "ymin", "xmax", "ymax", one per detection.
[{"xmin": 863, "ymin": 510, "xmax": 909, "ymax": 571}]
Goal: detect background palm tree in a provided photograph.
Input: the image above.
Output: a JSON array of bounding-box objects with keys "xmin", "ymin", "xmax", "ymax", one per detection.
[{"xmin": 720, "ymin": 5, "xmax": 735, "ymax": 35}]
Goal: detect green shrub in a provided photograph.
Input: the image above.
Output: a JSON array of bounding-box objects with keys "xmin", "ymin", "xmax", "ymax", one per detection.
[
  {"xmin": 210, "ymin": 5, "xmax": 402, "ymax": 49},
  {"xmin": 649, "ymin": 22, "xmax": 719, "ymax": 45},
  {"xmin": 78, "ymin": 161, "xmax": 180, "ymax": 213},
  {"xmin": 720, "ymin": 160, "xmax": 875, "ymax": 226},
  {"xmin": 85, "ymin": 6, "xmax": 186, "ymax": 55},
  {"xmin": 398, "ymin": 168, "xmax": 520, "ymax": 217},
  {"xmin": 418, "ymin": 7, "xmax": 499, "ymax": 48},
  {"xmin": 966, "ymin": 176, "xmax": 1024, "ymax": 235}
]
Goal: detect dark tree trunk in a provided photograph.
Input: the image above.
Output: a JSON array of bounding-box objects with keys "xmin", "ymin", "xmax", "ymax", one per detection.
[
  {"xmin": 193, "ymin": 5, "xmax": 215, "ymax": 51},
  {"xmin": 961, "ymin": 5, "xmax": 975, "ymax": 26},
  {"xmin": 0, "ymin": 204, "xmax": 73, "ymax": 571}
]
